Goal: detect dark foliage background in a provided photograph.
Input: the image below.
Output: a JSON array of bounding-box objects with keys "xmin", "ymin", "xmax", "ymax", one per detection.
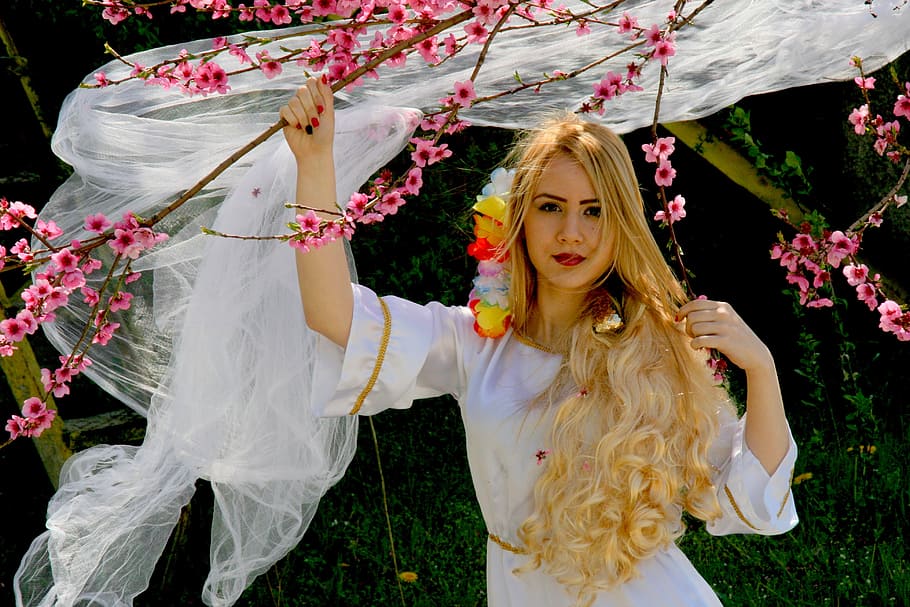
[{"xmin": 2, "ymin": 2, "xmax": 909, "ymax": 605}]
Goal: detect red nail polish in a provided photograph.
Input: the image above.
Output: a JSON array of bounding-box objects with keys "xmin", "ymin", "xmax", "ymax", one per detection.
[
  {"xmin": 321, "ymin": 74, "xmax": 328, "ymax": 85},
  {"xmin": 295, "ymin": 123, "xmax": 302, "ymax": 130},
  {"xmin": 317, "ymin": 104, "xmax": 324, "ymax": 114},
  {"xmin": 311, "ymin": 117, "xmax": 320, "ymax": 128}
]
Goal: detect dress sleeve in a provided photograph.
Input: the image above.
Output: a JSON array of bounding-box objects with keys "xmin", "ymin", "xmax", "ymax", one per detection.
[
  {"xmin": 706, "ymin": 410, "xmax": 798, "ymax": 536},
  {"xmin": 309, "ymin": 283, "xmax": 475, "ymax": 417}
]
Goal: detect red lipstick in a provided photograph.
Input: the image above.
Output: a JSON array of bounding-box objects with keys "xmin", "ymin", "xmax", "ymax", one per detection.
[{"xmin": 553, "ymin": 253, "xmax": 584, "ymax": 266}]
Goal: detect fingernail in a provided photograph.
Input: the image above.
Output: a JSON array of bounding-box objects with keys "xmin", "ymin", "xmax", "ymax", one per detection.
[
  {"xmin": 317, "ymin": 104, "xmax": 324, "ymax": 114},
  {"xmin": 295, "ymin": 123, "xmax": 302, "ymax": 130},
  {"xmin": 305, "ymin": 124, "xmax": 313, "ymax": 135},
  {"xmin": 311, "ymin": 117, "xmax": 320, "ymax": 128},
  {"xmin": 321, "ymin": 74, "xmax": 328, "ymax": 85}
]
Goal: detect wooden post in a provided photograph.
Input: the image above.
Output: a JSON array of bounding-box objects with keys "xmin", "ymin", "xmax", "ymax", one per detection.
[{"xmin": 0, "ymin": 281, "xmax": 71, "ymax": 488}]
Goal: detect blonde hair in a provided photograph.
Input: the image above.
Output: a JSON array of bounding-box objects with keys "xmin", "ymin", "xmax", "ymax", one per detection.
[{"xmin": 501, "ymin": 114, "xmax": 734, "ymax": 605}]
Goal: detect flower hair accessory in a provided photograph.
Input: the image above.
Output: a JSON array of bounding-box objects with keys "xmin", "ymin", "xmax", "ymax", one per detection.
[{"xmin": 467, "ymin": 168, "xmax": 514, "ymax": 338}]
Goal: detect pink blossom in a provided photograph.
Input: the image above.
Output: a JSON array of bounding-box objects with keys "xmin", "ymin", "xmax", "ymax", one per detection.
[
  {"xmin": 644, "ymin": 24, "xmax": 662, "ymax": 46},
  {"xmin": 83, "ymin": 258, "xmax": 103, "ymax": 275},
  {"xmin": 44, "ymin": 287, "xmax": 69, "ymax": 312},
  {"xmin": 642, "ymin": 137, "xmax": 675, "ymax": 163},
  {"xmin": 843, "ymin": 263, "xmax": 868, "ymax": 286},
  {"xmin": 895, "ymin": 93, "xmax": 910, "ymax": 120},
  {"xmin": 576, "ymin": 20, "xmax": 591, "ymax": 36},
  {"xmin": 1, "ymin": 318, "xmax": 28, "ymax": 342},
  {"xmin": 82, "ymin": 287, "xmax": 100, "ymax": 306},
  {"xmin": 792, "ymin": 233, "xmax": 817, "ymax": 253},
  {"xmin": 94, "ymin": 72, "xmax": 111, "ymax": 87},
  {"xmin": 109, "ymin": 228, "xmax": 142, "ymax": 259},
  {"xmin": 213, "ymin": 36, "xmax": 228, "ymax": 50},
  {"xmin": 271, "ymin": 4, "xmax": 292, "ymax": 24},
  {"xmin": 464, "ymin": 21, "xmax": 489, "ymax": 44},
  {"xmin": 257, "ymin": 54, "xmax": 283, "ymax": 79},
  {"xmin": 230, "ymin": 45, "xmax": 252, "ymax": 65},
  {"xmin": 786, "ymin": 272, "xmax": 810, "ymax": 294},
  {"xmin": 854, "ymin": 76, "xmax": 875, "ymax": 90},
  {"xmin": 41, "ymin": 368, "xmax": 70, "ymax": 398},
  {"xmin": 36, "ymin": 220, "xmax": 63, "ymax": 239},
  {"xmin": 387, "ymin": 2, "xmax": 407, "ymax": 23},
  {"xmin": 857, "ymin": 283, "xmax": 877, "ymax": 310},
  {"xmin": 453, "ymin": 80, "xmax": 477, "ymax": 107},
  {"xmin": 848, "ymin": 104, "xmax": 869, "ymax": 135},
  {"xmin": 403, "ymin": 168, "xmax": 423, "ymax": 195},
  {"xmin": 108, "ymin": 291, "xmax": 133, "ymax": 313},
  {"xmin": 652, "ymin": 38, "xmax": 676, "ymax": 65},
  {"xmin": 654, "ymin": 195, "xmax": 686, "ymax": 224},
  {"xmin": 101, "ymin": 5, "xmax": 130, "ymax": 25},
  {"xmin": 297, "ymin": 210, "xmax": 321, "ymax": 233},
  {"xmin": 416, "ymin": 37, "xmax": 440, "ymax": 64},
  {"xmin": 346, "ymin": 192, "xmax": 369, "ymax": 219},
  {"xmin": 895, "ymin": 194, "xmax": 908, "ymax": 208},
  {"xmin": 195, "ymin": 62, "xmax": 230, "ymax": 94},
  {"xmin": 377, "ymin": 191, "xmax": 406, "ymax": 215},
  {"xmin": 93, "ymin": 322, "xmax": 121, "ymax": 346},
  {"xmin": 617, "ymin": 13, "xmax": 638, "ymax": 34},
  {"xmin": 443, "ymin": 34, "xmax": 458, "ymax": 56},
  {"xmin": 593, "ymin": 77, "xmax": 617, "ymax": 102},
  {"xmin": 51, "ymin": 248, "xmax": 80, "ymax": 274},
  {"xmin": 654, "ymin": 160, "xmax": 676, "ymax": 187},
  {"xmin": 807, "ymin": 298, "xmax": 834, "ymax": 308},
  {"xmin": 826, "ymin": 230, "xmax": 858, "ymax": 268}
]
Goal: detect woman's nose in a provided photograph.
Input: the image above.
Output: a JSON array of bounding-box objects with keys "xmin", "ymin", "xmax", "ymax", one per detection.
[{"xmin": 557, "ymin": 212, "xmax": 583, "ymax": 244}]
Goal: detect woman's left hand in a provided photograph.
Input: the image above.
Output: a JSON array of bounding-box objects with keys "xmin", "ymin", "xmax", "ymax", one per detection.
[{"xmin": 676, "ymin": 298, "xmax": 773, "ymax": 374}]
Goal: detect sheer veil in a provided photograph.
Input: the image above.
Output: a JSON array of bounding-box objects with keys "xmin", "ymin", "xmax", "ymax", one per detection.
[{"xmin": 14, "ymin": 1, "xmax": 908, "ymax": 605}]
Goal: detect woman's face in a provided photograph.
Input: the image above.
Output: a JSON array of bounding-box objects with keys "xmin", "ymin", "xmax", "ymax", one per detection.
[{"xmin": 522, "ymin": 154, "xmax": 614, "ymax": 298}]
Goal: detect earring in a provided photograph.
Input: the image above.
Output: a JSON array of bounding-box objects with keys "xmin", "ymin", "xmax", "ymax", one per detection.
[{"xmin": 591, "ymin": 291, "xmax": 624, "ymax": 334}]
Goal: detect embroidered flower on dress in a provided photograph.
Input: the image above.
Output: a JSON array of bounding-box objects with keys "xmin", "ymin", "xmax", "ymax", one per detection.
[
  {"xmin": 535, "ymin": 449, "xmax": 551, "ymax": 465},
  {"xmin": 468, "ymin": 168, "xmax": 515, "ymax": 338}
]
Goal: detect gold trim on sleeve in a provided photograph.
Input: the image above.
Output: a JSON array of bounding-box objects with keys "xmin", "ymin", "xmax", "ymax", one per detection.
[
  {"xmin": 349, "ymin": 296, "xmax": 391, "ymax": 415},
  {"xmin": 488, "ymin": 532, "xmax": 528, "ymax": 555},
  {"xmin": 723, "ymin": 485, "xmax": 760, "ymax": 531},
  {"xmin": 776, "ymin": 467, "xmax": 795, "ymax": 518},
  {"xmin": 776, "ymin": 489, "xmax": 791, "ymax": 518}
]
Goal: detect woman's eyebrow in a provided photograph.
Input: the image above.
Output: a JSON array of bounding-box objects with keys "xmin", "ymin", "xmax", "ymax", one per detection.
[{"xmin": 533, "ymin": 193, "xmax": 600, "ymax": 204}]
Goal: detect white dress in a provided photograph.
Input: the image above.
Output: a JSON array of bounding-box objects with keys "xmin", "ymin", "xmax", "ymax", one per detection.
[{"xmin": 310, "ymin": 285, "xmax": 799, "ymax": 607}]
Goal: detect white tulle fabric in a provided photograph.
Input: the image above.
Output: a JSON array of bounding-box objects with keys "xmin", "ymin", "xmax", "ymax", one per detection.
[{"xmin": 14, "ymin": 1, "xmax": 907, "ymax": 606}]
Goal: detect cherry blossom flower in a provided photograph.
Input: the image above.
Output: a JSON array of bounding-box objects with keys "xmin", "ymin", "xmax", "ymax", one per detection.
[
  {"xmin": 654, "ymin": 195, "xmax": 686, "ymax": 224},
  {"xmin": 843, "ymin": 263, "xmax": 869, "ymax": 286},
  {"xmin": 826, "ymin": 230, "xmax": 858, "ymax": 268},
  {"xmin": 453, "ymin": 80, "xmax": 477, "ymax": 107},
  {"xmin": 854, "ymin": 76, "xmax": 875, "ymax": 90},
  {"xmin": 617, "ymin": 13, "xmax": 638, "ymax": 35},
  {"xmin": 642, "ymin": 137, "xmax": 675, "ymax": 163},
  {"xmin": 654, "ymin": 160, "xmax": 676, "ymax": 187},
  {"xmin": 652, "ymin": 38, "xmax": 676, "ymax": 66},
  {"xmin": 848, "ymin": 104, "xmax": 870, "ymax": 135}
]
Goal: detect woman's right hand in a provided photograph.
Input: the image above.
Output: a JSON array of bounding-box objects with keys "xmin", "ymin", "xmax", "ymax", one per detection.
[{"xmin": 279, "ymin": 76, "xmax": 335, "ymax": 164}]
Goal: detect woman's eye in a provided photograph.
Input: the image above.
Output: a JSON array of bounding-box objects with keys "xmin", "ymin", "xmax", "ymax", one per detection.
[
  {"xmin": 538, "ymin": 202, "xmax": 561, "ymax": 212},
  {"xmin": 584, "ymin": 206, "xmax": 602, "ymax": 218}
]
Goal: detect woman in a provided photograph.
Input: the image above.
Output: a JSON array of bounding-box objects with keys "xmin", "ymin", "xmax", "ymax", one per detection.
[{"xmin": 280, "ymin": 77, "xmax": 797, "ymax": 607}]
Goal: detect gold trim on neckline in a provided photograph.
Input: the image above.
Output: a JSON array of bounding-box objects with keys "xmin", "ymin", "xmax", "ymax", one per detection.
[{"xmin": 513, "ymin": 331, "xmax": 560, "ymax": 354}]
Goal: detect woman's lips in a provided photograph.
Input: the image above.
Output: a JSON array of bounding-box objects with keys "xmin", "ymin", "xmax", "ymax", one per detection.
[{"xmin": 553, "ymin": 253, "xmax": 585, "ymax": 266}]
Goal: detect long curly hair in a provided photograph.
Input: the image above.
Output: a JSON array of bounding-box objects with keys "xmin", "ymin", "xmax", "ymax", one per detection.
[{"xmin": 500, "ymin": 114, "xmax": 735, "ymax": 605}]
